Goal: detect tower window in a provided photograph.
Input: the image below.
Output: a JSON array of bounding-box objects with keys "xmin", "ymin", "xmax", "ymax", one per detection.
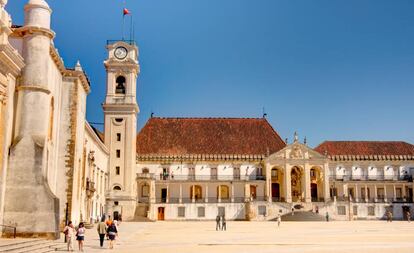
[
  {"xmin": 115, "ymin": 118, "xmax": 123, "ymax": 123},
  {"xmin": 116, "ymin": 166, "xmax": 120, "ymax": 175},
  {"xmin": 115, "ymin": 76, "xmax": 126, "ymax": 94},
  {"xmin": 116, "ymin": 149, "xmax": 121, "ymax": 158},
  {"xmin": 117, "ymin": 133, "xmax": 121, "ymax": 141}
]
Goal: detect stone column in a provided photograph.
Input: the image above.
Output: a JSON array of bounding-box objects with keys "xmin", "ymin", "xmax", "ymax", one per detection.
[
  {"xmin": 343, "ymin": 183, "xmax": 348, "ymax": 198},
  {"xmin": 166, "ymin": 184, "xmax": 169, "ymax": 203},
  {"xmin": 231, "ymin": 183, "xmax": 234, "ymax": 203},
  {"xmin": 393, "ymin": 184, "xmax": 397, "ymax": 201},
  {"xmin": 402, "ymin": 184, "xmax": 406, "ymax": 201},
  {"xmin": 218, "ymin": 185, "xmax": 222, "ymax": 203},
  {"xmin": 374, "ymin": 185, "xmax": 378, "ymax": 202},
  {"xmin": 192, "ymin": 184, "xmax": 195, "ymax": 203},
  {"xmin": 354, "ymin": 184, "xmax": 359, "ymax": 202},
  {"xmin": 265, "ymin": 163, "xmax": 271, "ymax": 202},
  {"xmin": 244, "ymin": 183, "xmax": 250, "ymax": 202},
  {"xmin": 150, "ymin": 180, "xmax": 156, "ymax": 204},
  {"xmin": 179, "ymin": 184, "xmax": 182, "ymax": 204},
  {"xmin": 205, "ymin": 184, "xmax": 208, "ymax": 203},
  {"xmin": 365, "ymin": 184, "xmax": 368, "ymax": 202},
  {"xmin": 384, "ymin": 184, "xmax": 387, "ymax": 202},
  {"xmin": 304, "ymin": 164, "xmax": 311, "ymax": 203},
  {"xmin": 284, "ymin": 166, "xmax": 292, "ymax": 203},
  {"xmin": 323, "ymin": 163, "xmax": 330, "ymax": 202}
]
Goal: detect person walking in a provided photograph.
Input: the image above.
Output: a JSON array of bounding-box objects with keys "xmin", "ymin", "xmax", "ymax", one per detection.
[
  {"xmin": 63, "ymin": 221, "xmax": 75, "ymax": 251},
  {"xmin": 106, "ymin": 216, "xmax": 113, "ymax": 240},
  {"xmin": 407, "ymin": 211, "xmax": 411, "ymax": 223},
  {"xmin": 76, "ymin": 222, "xmax": 85, "ymax": 252},
  {"xmin": 215, "ymin": 214, "xmax": 221, "ymax": 231},
  {"xmin": 325, "ymin": 212, "xmax": 330, "ymax": 222},
  {"xmin": 221, "ymin": 215, "xmax": 227, "ymax": 231},
  {"xmin": 277, "ymin": 214, "xmax": 281, "ymax": 227},
  {"xmin": 107, "ymin": 222, "xmax": 118, "ymax": 249},
  {"xmin": 97, "ymin": 216, "xmax": 107, "ymax": 248}
]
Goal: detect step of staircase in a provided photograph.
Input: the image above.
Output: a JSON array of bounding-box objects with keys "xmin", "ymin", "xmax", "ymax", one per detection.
[
  {"xmin": 0, "ymin": 239, "xmax": 66, "ymax": 253},
  {"xmin": 279, "ymin": 211, "xmax": 326, "ymax": 222}
]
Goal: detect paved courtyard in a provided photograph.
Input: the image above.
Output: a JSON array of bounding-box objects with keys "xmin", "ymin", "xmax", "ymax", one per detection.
[{"xmin": 78, "ymin": 221, "xmax": 414, "ymax": 253}]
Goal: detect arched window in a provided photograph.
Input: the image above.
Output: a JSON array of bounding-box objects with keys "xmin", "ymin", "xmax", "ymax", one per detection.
[
  {"xmin": 217, "ymin": 185, "xmax": 230, "ymax": 199},
  {"xmin": 190, "ymin": 185, "xmax": 202, "ymax": 200},
  {"xmin": 115, "ymin": 76, "xmax": 126, "ymax": 94},
  {"xmin": 113, "ymin": 186, "xmax": 122, "ymax": 191}
]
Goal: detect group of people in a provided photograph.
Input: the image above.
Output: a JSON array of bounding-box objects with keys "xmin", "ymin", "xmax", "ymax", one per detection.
[
  {"xmin": 215, "ymin": 214, "xmax": 227, "ymax": 231},
  {"xmin": 63, "ymin": 215, "xmax": 119, "ymax": 251}
]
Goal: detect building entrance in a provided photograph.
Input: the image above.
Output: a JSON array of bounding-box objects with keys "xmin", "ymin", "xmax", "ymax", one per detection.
[
  {"xmin": 158, "ymin": 207, "xmax": 165, "ymax": 220},
  {"xmin": 272, "ymin": 183, "xmax": 280, "ymax": 200}
]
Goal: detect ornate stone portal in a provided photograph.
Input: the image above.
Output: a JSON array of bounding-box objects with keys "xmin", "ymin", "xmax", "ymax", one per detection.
[{"xmin": 265, "ymin": 138, "xmax": 331, "ymax": 204}]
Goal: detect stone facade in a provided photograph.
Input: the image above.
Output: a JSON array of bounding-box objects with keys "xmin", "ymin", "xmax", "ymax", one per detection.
[{"xmin": 0, "ymin": 0, "xmax": 109, "ymax": 238}]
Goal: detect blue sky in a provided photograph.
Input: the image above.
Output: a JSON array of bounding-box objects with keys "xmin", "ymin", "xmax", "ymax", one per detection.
[{"xmin": 6, "ymin": 0, "xmax": 414, "ymax": 147}]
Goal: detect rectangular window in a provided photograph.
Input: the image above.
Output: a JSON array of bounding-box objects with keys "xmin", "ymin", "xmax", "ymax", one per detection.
[
  {"xmin": 116, "ymin": 149, "xmax": 121, "ymax": 158},
  {"xmin": 337, "ymin": 206, "xmax": 346, "ymax": 215},
  {"xmin": 117, "ymin": 133, "xmax": 121, "ymax": 141},
  {"xmin": 353, "ymin": 206, "xmax": 358, "ymax": 216},
  {"xmin": 197, "ymin": 207, "xmax": 205, "ymax": 217},
  {"xmin": 368, "ymin": 206, "xmax": 375, "ymax": 216},
  {"xmin": 178, "ymin": 207, "xmax": 185, "ymax": 217},
  {"xmin": 142, "ymin": 185, "xmax": 149, "ymax": 197},
  {"xmin": 258, "ymin": 205, "xmax": 267, "ymax": 216},
  {"xmin": 396, "ymin": 188, "xmax": 402, "ymax": 198},
  {"xmin": 115, "ymin": 166, "xmax": 120, "ymax": 175},
  {"xmin": 218, "ymin": 207, "xmax": 225, "ymax": 216}
]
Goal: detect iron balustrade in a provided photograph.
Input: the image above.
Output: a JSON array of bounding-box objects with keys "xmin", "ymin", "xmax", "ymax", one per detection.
[
  {"xmin": 107, "ymin": 39, "xmax": 136, "ymax": 45},
  {"xmin": 153, "ymin": 197, "xmax": 263, "ymax": 204},
  {"xmin": 153, "ymin": 174, "xmax": 266, "ymax": 181},
  {"xmin": 329, "ymin": 175, "xmax": 413, "ymax": 181}
]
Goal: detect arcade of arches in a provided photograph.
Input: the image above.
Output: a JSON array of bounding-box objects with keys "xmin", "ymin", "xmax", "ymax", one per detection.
[{"xmin": 268, "ymin": 165, "xmax": 329, "ymax": 203}]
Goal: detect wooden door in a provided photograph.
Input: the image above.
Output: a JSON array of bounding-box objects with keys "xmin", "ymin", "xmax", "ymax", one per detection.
[
  {"xmin": 272, "ymin": 183, "xmax": 280, "ymax": 199},
  {"xmin": 158, "ymin": 207, "xmax": 165, "ymax": 220},
  {"xmin": 250, "ymin": 185, "xmax": 257, "ymax": 199}
]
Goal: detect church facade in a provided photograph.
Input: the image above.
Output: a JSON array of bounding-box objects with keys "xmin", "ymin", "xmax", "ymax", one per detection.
[{"xmin": 0, "ymin": 0, "xmax": 413, "ymax": 239}]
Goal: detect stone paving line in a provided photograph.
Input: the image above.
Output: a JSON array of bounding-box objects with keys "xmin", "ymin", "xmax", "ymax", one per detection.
[{"xmin": 69, "ymin": 221, "xmax": 414, "ymax": 253}]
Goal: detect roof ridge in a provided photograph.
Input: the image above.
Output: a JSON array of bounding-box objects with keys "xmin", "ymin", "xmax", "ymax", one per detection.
[{"xmin": 150, "ymin": 117, "xmax": 266, "ymax": 120}]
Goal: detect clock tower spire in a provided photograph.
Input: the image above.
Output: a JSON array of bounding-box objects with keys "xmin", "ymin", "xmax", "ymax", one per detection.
[{"xmin": 103, "ymin": 40, "xmax": 140, "ymax": 220}]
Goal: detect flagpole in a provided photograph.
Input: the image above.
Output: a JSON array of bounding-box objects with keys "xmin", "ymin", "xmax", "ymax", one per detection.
[
  {"xmin": 129, "ymin": 14, "xmax": 133, "ymax": 42},
  {"xmin": 122, "ymin": 14, "xmax": 125, "ymax": 40}
]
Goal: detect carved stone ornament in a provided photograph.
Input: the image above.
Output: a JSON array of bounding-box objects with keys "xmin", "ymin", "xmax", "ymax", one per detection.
[{"xmin": 290, "ymin": 145, "xmax": 303, "ymax": 159}]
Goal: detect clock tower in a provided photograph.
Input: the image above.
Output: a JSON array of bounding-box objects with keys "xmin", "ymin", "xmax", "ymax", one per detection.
[{"xmin": 103, "ymin": 41, "xmax": 140, "ymax": 220}]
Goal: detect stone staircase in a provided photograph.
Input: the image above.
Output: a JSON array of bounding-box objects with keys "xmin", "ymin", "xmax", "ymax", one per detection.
[
  {"xmin": 0, "ymin": 239, "xmax": 66, "ymax": 253},
  {"xmin": 279, "ymin": 211, "xmax": 326, "ymax": 222}
]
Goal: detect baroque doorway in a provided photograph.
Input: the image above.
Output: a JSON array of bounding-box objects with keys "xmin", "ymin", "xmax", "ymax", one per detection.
[{"xmin": 291, "ymin": 167, "xmax": 303, "ymax": 202}]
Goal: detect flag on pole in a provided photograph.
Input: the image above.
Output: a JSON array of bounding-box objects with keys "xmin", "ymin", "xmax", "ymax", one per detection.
[{"xmin": 123, "ymin": 8, "xmax": 131, "ymax": 16}]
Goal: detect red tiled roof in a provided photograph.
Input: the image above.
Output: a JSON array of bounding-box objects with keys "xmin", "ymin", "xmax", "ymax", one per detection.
[
  {"xmin": 315, "ymin": 141, "xmax": 414, "ymax": 156},
  {"xmin": 136, "ymin": 117, "xmax": 286, "ymax": 155}
]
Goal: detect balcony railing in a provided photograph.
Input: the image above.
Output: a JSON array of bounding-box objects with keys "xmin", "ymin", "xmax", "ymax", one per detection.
[
  {"xmin": 153, "ymin": 197, "xmax": 253, "ymax": 204},
  {"xmin": 154, "ymin": 174, "xmax": 266, "ymax": 181},
  {"xmin": 330, "ymin": 175, "xmax": 413, "ymax": 182}
]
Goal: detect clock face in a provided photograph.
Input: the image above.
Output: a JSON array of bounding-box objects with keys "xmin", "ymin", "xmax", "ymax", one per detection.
[{"xmin": 114, "ymin": 47, "xmax": 128, "ymax": 60}]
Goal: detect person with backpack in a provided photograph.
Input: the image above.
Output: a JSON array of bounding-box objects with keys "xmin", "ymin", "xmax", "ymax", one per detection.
[
  {"xmin": 63, "ymin": 221, "xmax": 75, "ymax": 251},
  {"xmin": 107, "ymin": 222, "xmax": 118, "ymax": 249}
]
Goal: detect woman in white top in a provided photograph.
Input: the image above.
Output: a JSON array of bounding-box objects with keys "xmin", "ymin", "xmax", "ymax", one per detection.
[{"xmin": 76, "ymin": 222, "xmax": 85, "ymax": 252}]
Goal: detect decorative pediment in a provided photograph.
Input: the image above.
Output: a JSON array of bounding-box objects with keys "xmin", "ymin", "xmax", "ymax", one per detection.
[{"xmin": 266, "ymin": 141, "xmax": 327, "ymax": 163}]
